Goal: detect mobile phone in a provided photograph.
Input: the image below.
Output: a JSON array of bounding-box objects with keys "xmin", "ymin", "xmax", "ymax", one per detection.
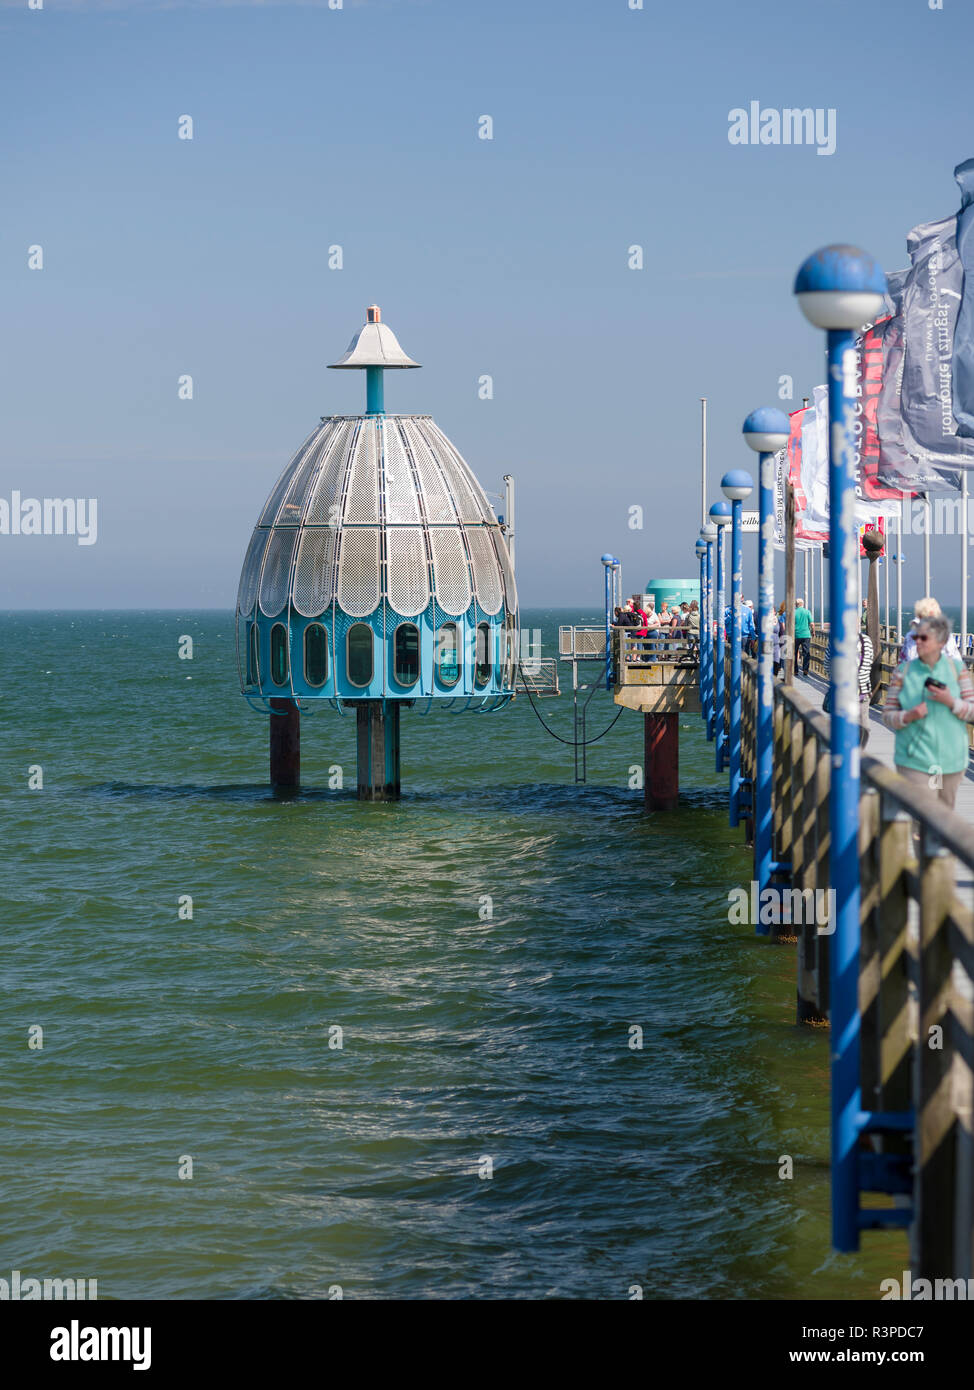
[{"xmin": 924, "ymin": 677, "xmax": 947, "ymax": 690}]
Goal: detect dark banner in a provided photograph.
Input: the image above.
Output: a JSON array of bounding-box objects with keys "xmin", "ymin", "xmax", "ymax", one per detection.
[
  {"xmin": 877, "ymin": 271, "xmax": 960, "ymax": 493},
  {"xmin": 953, "ymin": 156, "xmax": 974, "ymax": 436},
  {"xmin": 899, "ymin": 210, "xmax": 974, "ymax": 470}
]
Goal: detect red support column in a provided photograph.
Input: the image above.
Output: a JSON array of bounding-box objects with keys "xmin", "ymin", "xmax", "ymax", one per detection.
[
  {"xmin": 644, "ymin": 711, "xmax": 679, "ymax": 812},
  {"xmin": 270, "ymin": 697, "xmax": 300, "ymax": 788}
]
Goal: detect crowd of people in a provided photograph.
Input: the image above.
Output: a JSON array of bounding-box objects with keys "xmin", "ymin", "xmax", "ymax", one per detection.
[
  {"xmin": 613, "ymin": 599, "xmax": 700, "ymax": 640},
  {"xmin": 614, "ymin": 588, "xmax": 974, "ymax": 811},
  {"xmin": 614, "ymin": 595, "xmax": 812, "ymax": 673},
  {"xmin": 616, "ymin": 585, "xmax": 974, "ymax": 816}
]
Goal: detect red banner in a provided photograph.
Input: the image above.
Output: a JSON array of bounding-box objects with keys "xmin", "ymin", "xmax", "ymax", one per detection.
[
  {"xmin": 856, "ymin": 319, "xmax": 912, "ymax": 501},
  {"xmin": 786, "ymin": 407, "xmax": 828, "ymax": 542}
]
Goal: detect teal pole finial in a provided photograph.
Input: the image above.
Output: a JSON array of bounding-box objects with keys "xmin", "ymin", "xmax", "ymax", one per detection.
[{"xmin": 366, "ymin": 366, "xmax": 385, "ymax": 415}]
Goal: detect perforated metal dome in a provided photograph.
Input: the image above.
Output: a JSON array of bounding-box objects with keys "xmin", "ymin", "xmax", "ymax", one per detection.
[
  {"xmin": 236, "ymin": 306, "xmax": 518, "ymax": 710},
  {"xmin": 237, "ymin": 414, "xmax": 516, "ymax": 623}
]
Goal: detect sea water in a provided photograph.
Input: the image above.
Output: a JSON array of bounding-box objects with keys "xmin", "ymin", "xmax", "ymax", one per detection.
[{"xmin": 0, "ymin": 610, "xmax": 906, "ymax": 1299}]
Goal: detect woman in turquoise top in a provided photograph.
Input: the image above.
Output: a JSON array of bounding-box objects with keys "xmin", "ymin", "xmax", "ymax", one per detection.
[{"xmin": 881, "ymin": 615, "xmax": 974, "ymax": 808}]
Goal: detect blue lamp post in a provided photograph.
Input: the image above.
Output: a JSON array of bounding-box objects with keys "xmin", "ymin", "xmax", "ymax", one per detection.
[
  {"xmin": 701, "ymin": 522, "xmax": 717, "ymax": 739},
  {"xmin": 743, "ymin": 408, "xmax": 791, "ymax": 923},
  {"xmin": 709, "ymin": 501, "xmax": 732, "ymax": 771},
  {"xmin": 602, "ymin": 553, "xmax": 619, "ymax": 690},
  {"xmin": 722, "ymin": 469, "xmax": 753, "ymax": 827},
  {"xmin": 694, "ymin": 538, "xmax": 707, "ymax": 720},
  {"xmin": 795, "ymin": 244, "xmax": 886, "ymax": 1255}
]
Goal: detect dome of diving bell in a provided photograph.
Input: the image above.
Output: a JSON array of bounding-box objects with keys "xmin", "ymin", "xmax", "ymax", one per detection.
[{"xmin": 236, "ymin": 306, "xmax": 519, "ymax": 708}]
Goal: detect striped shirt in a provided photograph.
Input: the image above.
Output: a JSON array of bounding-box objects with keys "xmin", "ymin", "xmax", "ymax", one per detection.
[
  {"xmin": 824, "ymin": 634, "xmax": 874, "ymax": 697},
  {"xmin": 858, "ymin": 634, "xmax": 874, "ymax": 698}
]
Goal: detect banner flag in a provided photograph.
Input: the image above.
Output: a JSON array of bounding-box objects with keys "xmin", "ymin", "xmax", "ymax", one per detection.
[
  {"xmin": 952, "ymin": 157, "xmax": 974, "ymax": 436},
  {"xmin": 856, "ymin": 315, "xmax": 909, "ymax": 510},
  {"xmin": 800, "ymin": 388, "xmax": 831, "ymax": 528},
  {"xmin": 771, "ymin": 443, "xmax": 820, "ymax": 550},
  {"xmin": 791, "ymin": 387, "xmax": 901, "ymax": 529},
  {"xmin": 876, "ymin": 270, "xmax": 961, "ymax": 492},
  {"xmin": 779, "ymin": 407, "xmax": 828, "ymax": 549},
  {"xmin": 773, "ymin": 447, "xmax": 786, "ymax": 548},
  {"xmin": 899, "ymin": 207, "xmax": 974, "ymax": 469}
]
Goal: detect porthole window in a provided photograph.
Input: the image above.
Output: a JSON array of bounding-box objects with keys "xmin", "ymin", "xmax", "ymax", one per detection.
[
  {"xmin": 475, "ymin": 622, "xmax": 491, "ymax": 687},
  {"xmin": 246, "ymin": 621, "xmax": 260, "ymax": 686},
  {"xmin": 304, "ymin": 623, "xmax": 329, "ymax": 687},
  {"xmin": 394, "ymin": 623, "xmax": 420, "ymax": 687},
  {"xmin": 347, "ymin": 623, "xmax": 374, "ymax": 688},
  {"xmin": 270, "ymin": 623, "xmax": 289, "ymax": 686},
  {"xmin": 437, "ymin": 623, "xmax": 460, "ymax": 687}
]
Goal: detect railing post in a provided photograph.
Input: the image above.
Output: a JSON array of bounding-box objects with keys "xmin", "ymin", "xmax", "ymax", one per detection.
[
  {"xmin": 858, "ymin": 789, "xmax": 882, "ymax": 1115},
  {"xmin": 952, "ymin": 898, "xmax": 974, "ymax": 1280},
  {"xmin": 814, "ymin": 732, "xmax": 832, "ymax": 1019},
  {"xmin": 797, "ymin": 722, "xmax": 826, "ymax": 1023},
  {"xmin": 914, "ymin": 828, "xmax": 959, "ymax": 1281},
  {"xmin": 789, "ymin": 710, "xmax": 806, "ymax": 905},
  {"xmin": 876, "ymin": 789, "xmax": 914, "ymax": 1200},
  {"xmin": 782, "ymin": 706, "xmax": 794, "ymax": 857},
  {"xmin": 772, "ymin": 696, "xmax": 785, "ymax": 874}
]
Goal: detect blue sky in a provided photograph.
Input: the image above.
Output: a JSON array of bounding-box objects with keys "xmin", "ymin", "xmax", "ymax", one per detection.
[{"xmin": 2, "ymin": 0, "xmax": 973, "ymax": 609}]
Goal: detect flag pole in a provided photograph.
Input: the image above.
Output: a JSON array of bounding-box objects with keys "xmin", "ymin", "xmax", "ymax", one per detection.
[
  {"xmin": 701, "ymin": 397, "xmax": 707, "ymax": 527},
  {"xmin": 896, "ymin": 506, "xmax": 903, "ymax": 641},
  {"xmin": 963, "ymin": 472, "xmax": 969, "ymax": 655},
  {"xmin": 803, "ymin": 547, "xmax": 808, "ymax": 606},
  {"xmin": 784, "ymin": 482, "xmax": 795, "ymax": 685}
]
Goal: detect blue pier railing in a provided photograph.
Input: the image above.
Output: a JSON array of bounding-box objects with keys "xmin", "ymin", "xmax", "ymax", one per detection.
[
  {"xmin": 692, "ymin": 238, "xmax": 974, "ymax": 1276},
  {"xmin": 735, "ymin": 663, "xmax": 974, "ymax": 1279}
]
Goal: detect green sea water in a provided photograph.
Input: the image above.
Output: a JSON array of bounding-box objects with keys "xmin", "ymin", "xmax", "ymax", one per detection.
[{"xmin": 0, "ymin": 609, "xmax": 907, "ymax": 1299}]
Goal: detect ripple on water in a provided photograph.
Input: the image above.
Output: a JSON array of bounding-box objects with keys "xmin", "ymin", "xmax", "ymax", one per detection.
[{"xmin": 0, "ymin": 611, "xmax": 906, "ymax": 1298}]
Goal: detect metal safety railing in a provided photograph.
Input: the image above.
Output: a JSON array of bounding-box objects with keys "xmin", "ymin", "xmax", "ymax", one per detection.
[
  {"xmin": 740, "ymin": 655, "xmax": 974, "ymax": 1281},
  {"xmin": 558, "ymin": 626, "xmax": 608, "ymax": 660},
  {"xmin": 514, "ymin": 658, "xmax": 560, "ymax": 696},
  {"xmin": 612, "ymin": 629, "xmax": 699, "ymax": 685}
]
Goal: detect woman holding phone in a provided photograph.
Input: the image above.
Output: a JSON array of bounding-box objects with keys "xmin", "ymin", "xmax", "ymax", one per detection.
[{"xmin": 881, "ymin": 615, "xmax": 974, "ymax": 808}]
